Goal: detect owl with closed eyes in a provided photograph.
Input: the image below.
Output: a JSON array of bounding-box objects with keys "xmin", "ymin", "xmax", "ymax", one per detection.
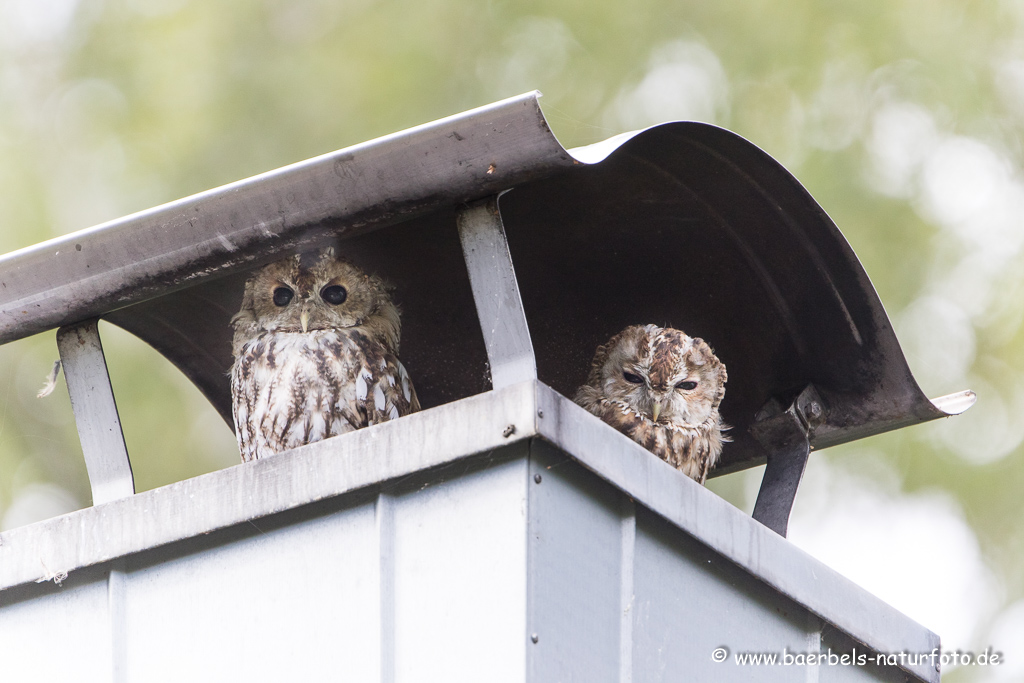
[
  {"xmin": 574, "ymin": 324, "xmax": 728, "ymax": 484},
  {"xmin": 230, "ymin": 248, "xmax": 419, "ymax": 462}
]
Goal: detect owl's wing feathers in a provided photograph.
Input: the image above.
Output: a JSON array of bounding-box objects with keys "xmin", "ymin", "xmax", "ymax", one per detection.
[
  {"xmin": 581, "ymin": 397, "xmax": 724, "ymax": 485},
  {"xmin": 346, "ymin": 330, "xmax": 418, "ymax": 425}
]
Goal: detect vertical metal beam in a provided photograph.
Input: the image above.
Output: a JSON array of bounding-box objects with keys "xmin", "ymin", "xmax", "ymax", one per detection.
[
  {"xmin": 56, "ymin": 319, "xmax": 134, "ymax": 506},
  {"xmin": 805, "ymin": 613, "xmax": 823, "ymax": 683},
  {"xmin": 749, "ymin": 385, "xmax": 825, "ymax": 537},
  {"xmin": 376, "ymin": 492, "xmax": 396, "ymax": 683},
  {"xmin": 618, "ymin": 497, "xmax": 636, "ymax": 683},
  {"xmin": 751, "ymin": 434, "xmax": 810, "ymax": 537},
  {"xmin": 457, "ymin": 195, "xmax": 537, "ymax": 390}
]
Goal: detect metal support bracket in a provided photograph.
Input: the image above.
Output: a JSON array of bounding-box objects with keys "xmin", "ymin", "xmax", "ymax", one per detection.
[
  {"xmin": 56, "ymin": 319, "xmax": 135, "ymax": 505},
  {"xmin": 750, "ymin": 385, "xmax": 827, "ymax": 537},
  {"xmin": 457, "ymin": 195, "xmax": 537, "ymax": 390}
]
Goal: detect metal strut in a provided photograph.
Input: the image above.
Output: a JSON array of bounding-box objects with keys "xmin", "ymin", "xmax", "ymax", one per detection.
[
  {"xmin": 750, "ymin": 385, "xmax": 826, "ymax": 537},
  {"xmin": 56, "ymin": 319, "xmax": 135, "ymax": 505},
  {"xmin": 456, "ymin": 195, "xmax": 537, "ymax": 390}
]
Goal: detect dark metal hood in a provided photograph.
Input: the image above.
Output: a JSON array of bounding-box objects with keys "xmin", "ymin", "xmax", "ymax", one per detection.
[{"xmin": 0, "ymin": 92, "xmax": 972, "ymax": 476}]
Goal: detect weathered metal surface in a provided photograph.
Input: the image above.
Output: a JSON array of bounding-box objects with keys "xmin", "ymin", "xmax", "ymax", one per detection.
[
  {"xmin": 56, "ymin": 320, "xmax": 134, "ymax": 505},
  {"xmin": 457, "ymin": 195, "xmax": 537, "ymax": 389},
  {"xmin": 0, "ymin": 380, "xmax": 938, "ymax": 683},
  {"xmin": 750, "ymin": 384, "xmax": 825, "ymax": 536},
  {"xmin": 391, "ymin": 451, "xmax": 528, "ymax": 682},
  {"xmin": 527, "ymin": 441, "xmax": 623, "ymax": 682},
  {"xmin": 0, "ymin": 91, "xmax": 574, "ymax": 346}
]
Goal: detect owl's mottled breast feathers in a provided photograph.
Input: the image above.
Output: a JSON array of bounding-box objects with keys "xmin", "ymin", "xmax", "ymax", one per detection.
[
  {"xmin": 575, "ymin": 324, "xmax": 728, "ymax": 484},
  {"xmin": 229, "ymin": 249, "xmax": 419, "ymax": 462}
]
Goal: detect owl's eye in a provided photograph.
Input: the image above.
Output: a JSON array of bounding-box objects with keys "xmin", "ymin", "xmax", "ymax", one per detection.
[
  {"xmin": 320, "ymin": 284, "xmax": 347, "ymax": 305},
  {"xmin": 622, "ymin": 371, "xmax": 644, "ymax": 384},
  {"xmin": 676, "ymin": 381, "xmax": 698, "ymax": 391},
  {"xmin": 272, "ymin": 287, "xmax": 294, "ymax": 307}
]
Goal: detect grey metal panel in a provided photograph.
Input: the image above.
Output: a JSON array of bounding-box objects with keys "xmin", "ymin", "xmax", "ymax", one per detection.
[
  {"xmin": 527, "ymin": 441, "xmax": 623, "ymax": 683},
  {"xmin": 0, "ymin": 380, "xmax": 539, "ymax": 590},
  {"xmin": 56, "ymin": 320, "xmax": 134, "ymax": 505},
  {"xmin": 457, "ymin": 196, "xmax": 537, "ymax": 389},
  {"xmin": 0, "ymin": 92, "xmax": 574, "ymax": 345},
  {"xmin": 0, "ymin": 568, "xmax": 112, "ymax": 682},
  {"xmin": 532, "ymin": 382, "xmax": 938, "ymax": 683},
  {"xmin": 123, "ymin": 500, "xmax": 382, "ymax": 681},
  {"xmin": 631, "ymin": 508, "xmax": 814, "ymax": 682},
  {"xmin": 0, "ymin": 380, "xmax": 938, "ymax": 683},
  {"xmin": 392, "ymin": 450, "xmax": 528, "ymax": 683}
]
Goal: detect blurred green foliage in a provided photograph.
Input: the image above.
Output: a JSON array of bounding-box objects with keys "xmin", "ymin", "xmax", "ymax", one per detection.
[{"xmin": 1, "ymin": 0, "xmax": 1022, "ymax": 678}]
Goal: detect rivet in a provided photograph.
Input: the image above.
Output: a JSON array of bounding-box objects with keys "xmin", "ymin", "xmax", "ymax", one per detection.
[
  {"xmin": 534, "ymin": 474, "xmax": 542, "ymax": 484},
  {"xmin": 537, "ymin": 409, "xmax": 544, "ymax": 418},
  {"xmin": 502, "ymin": 424, "xmax": 516, "ymax": 438},
  {"xmin": 531, "ymin": 633, "xmax": 539, "ymax": 644}
]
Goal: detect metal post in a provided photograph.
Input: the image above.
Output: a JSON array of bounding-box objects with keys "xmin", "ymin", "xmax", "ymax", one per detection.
[
  {"xmin": 109, "ymin": 559, "xmax": 129, "ymax": 683},
  {"xmin": 376, "ymin": 491, "xmax": 396, "ymax": 683},
  {"xmin": 456, "ymin": 195, "xmax": 537, "ymax": 389},
  {"xmin": 750, "ymin": 385, "xmax": 825, "ymax": 537},
  {"xmin": 56, "ymin": 319, "xmax": 135, "ymax": 505}
]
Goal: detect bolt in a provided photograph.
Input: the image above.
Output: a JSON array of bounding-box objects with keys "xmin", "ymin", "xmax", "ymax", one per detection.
[
  {"xmin": 534, "ymin": 474, "xmax": 542, "ymax": 484},
  {"xmin": 802, "ymin": 400, "xmax": 827, "ymax": 429}
]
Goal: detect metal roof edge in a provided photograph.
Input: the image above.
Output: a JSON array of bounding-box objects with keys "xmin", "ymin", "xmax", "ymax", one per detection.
[
  {"xmin": 0, "ymin": 380, "xmax": 540, "ymax": 592},
  {"xmin": 0, "ymin": 91, "xmax": 575, "ymax": 345}
]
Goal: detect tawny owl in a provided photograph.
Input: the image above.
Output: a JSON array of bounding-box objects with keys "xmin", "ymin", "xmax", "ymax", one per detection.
[
  {"xmin": 230, "ymin": 248, "xmax": 420, "ymax": 462},
  {"xmin": 574, "ymin": 324, "xmax": 728, "ymax": 484}
]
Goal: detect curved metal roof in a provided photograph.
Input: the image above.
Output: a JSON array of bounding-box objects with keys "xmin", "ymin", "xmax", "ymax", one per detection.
[{"xmin": 0, "ymin": 92, "xmax": 971, "ymax": 475}]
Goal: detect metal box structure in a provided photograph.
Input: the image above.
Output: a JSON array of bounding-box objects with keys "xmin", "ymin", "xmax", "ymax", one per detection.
[{"xmin": 0, "ymin": 93, "xmax": 969, "ymax": 682}]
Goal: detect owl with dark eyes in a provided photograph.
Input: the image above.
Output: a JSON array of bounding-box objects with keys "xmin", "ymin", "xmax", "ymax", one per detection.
[
  {"xmin": 229, "ymin": 248, "xmax": 419, "ymax": 462},
  {"xmin": 574, "ymin": 324, "xmax": 728, "ymax": 484}
]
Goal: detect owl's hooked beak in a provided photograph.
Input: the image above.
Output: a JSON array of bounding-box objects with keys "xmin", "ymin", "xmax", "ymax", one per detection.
[
  {"xmin": 300, "ymin": 308, "xmax": 310, "ymax": 334},
  {"xmin": 652, "ymin": 401, "xmax": 662, "ymax": 423}
]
